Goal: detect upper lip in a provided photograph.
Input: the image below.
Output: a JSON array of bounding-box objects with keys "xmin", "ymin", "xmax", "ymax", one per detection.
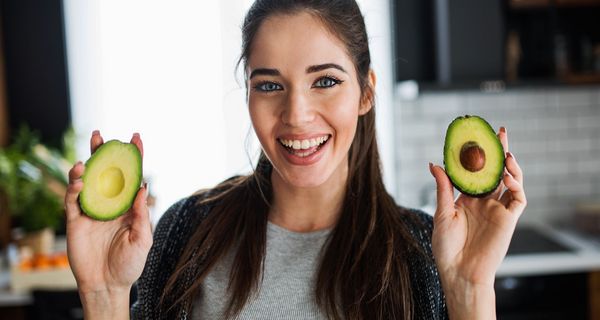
[{"xmin": 277, "ymin": 133, "xmax": 331, "ymax": 140}]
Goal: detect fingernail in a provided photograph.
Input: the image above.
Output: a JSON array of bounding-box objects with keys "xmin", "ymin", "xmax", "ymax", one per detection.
[
  {"xmin": 428, "ymin": 162, "xmax": 434, "ymax": 174},
  {"xmin": 500, "ymin": 126, "xmax": 506, "ymax": 134},
  {"xmin": 76, "ymin": 160, "xmax": 83, "ymax": 166},
  {"xmin": 508, "ymin": 152, "xmax": 515, "ymax": 160},
  {"xmin": 92, "ymin": 130, "xmax": 100, "ymax": 136},
  {"xmin": 133, "ymin": 132, "xmax": 140, "ymax": 138},
  {"xmin": 144, "ymin": 182, "xmax": 149, "ymax": 199}
]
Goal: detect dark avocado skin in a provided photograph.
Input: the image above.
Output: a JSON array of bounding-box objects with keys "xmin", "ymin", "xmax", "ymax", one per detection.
[
  {"xmin": 443, "ymin": 115, "xmax": 505, "ymax": 198},
  {"xmin": 79, "ymin": 140, "xmax": 143, "ymax": 220}
]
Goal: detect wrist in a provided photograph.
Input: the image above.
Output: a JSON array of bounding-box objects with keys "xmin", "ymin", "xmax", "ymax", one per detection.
[
  {"xmin": 79, "ymin": 286, "xmax": 131, "ymax": 320},
  {"xmin": 441, "ymin": 276, "xmax": 496, "ymax": 320}
]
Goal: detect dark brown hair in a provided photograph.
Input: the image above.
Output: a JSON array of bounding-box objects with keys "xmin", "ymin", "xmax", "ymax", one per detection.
[{"xmin": 162, "ymin": 1, "xmax": 424, "ymax": 319}]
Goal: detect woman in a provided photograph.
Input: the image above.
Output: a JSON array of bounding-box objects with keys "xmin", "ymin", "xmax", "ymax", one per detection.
[{"xmin": 65, "ymin": 0, "xmax": 526, "ymax": 319}]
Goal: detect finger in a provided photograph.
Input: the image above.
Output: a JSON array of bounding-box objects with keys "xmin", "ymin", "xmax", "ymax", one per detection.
[
  {"xmin": 90, "ymin": 130, "xmax": 104, "ymax": 154},
  {"xmin": 505, "ymin": 152, "xmax": 523, "ymax": 185},
  {"xmin": 65, "ymin": 162, "xmax": 85, "ymax": 222},
  {"xmin": 498, "ymin": 126, "xmax": 508, "ymax": 153},
  {"xmin": 429, "ymin": 163, "xmax": 456, "ymax": 218},
  {"xmin": 130, "ymin": 132, "xmax": 144, "ymax": 159},
  {"xmin": 130, "ymin": 183, "xmax": 152, "ymax": 245},
  {"xmin": 501, "ymin": 171, "xmax": 527, "ymax": 214},
  {"xmin": 68, "ymin": 161, "xmax": 84, "ymax": 184}
]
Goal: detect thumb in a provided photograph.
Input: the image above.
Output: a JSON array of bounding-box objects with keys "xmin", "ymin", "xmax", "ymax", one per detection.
[{"xmin": 429, "ymin": 163, "xmax": 455, "ymax": 218}]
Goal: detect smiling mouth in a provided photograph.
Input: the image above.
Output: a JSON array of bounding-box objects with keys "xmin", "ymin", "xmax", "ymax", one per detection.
[{"xmin": 278, "ymin": 134, "xmax": 331, "ymax": 157}]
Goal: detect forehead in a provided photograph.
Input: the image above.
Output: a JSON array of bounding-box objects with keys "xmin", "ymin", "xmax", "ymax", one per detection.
[{"xmin": 247, "ymin": 12, "xmax": 354, "ymax": 73}]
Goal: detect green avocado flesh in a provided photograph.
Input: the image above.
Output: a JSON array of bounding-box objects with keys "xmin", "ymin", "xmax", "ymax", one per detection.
[
  {"xmin": 443, "ymin": 115, "xmax": 505, "ymax": 197},
  {"xmin": 79, "ymin": 140, "xmax": 142, "ymax": 220}
]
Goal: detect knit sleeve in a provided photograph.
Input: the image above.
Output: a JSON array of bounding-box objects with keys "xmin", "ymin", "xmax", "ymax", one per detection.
[
  {"xmin": 404, "ymin": 209, "xmax": 449, "ymax": 320},
  {"xmin": 130, "ymin": 196, "xmax": 198, "ymax": 319}
]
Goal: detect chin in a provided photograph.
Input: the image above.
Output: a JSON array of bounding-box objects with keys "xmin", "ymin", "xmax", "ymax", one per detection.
[{"xmin": 275, "ymin": 166, "xmax": 333, "ymax": 189}]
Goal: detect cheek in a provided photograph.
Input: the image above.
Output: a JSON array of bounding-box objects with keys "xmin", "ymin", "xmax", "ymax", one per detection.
[
  {"xmin": 248, "ymin": 100, "xmax": 277, "ymax": 145},
  {"xmin": 325, "ymin": 93, "xmax": 361, "ymax": 137}
]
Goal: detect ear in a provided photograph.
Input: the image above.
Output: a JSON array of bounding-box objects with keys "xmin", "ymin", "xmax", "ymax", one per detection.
[{"xmin": 359, "ymin": 69, "xmax": 376, "ymax": 116}]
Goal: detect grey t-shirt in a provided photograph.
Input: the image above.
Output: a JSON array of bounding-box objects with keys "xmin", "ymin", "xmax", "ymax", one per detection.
[{"xmin": 192, "ymin": 221, "xmax": 331, "ymax": 319}]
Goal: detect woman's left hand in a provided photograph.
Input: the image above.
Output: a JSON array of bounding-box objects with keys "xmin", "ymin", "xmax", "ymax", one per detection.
[{"xmin": 429, "ymin": 127, "xmax": 526, "ymax": 317}]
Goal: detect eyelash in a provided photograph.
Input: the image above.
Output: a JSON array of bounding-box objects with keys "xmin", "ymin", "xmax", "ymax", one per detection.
[
  {"xmin": 252, "ymin": 75, "xmax": 344, "ymax": 92},
  {"xmin": 313, "ymin": 74, "xmax": 344, "ymax": 88},
  {"xmin": 252, "ymin": 81, "xmax": 282, "ymax": 92}
]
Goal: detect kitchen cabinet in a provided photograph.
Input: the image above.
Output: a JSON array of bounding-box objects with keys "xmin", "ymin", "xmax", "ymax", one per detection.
[
  {"xmin": 496, "ymin": 271, "xmax": 600, "ymax": 319},
  {"xmin": 0, "ymin": 12, "xmax": 9, "ymax": 252},
  {"xmin": 0, "ymin": 32, "xmax": 7, "ymax": 148},
  {"xmin": 506, "ymin": 0, "xmax": 600, "ymax": 84},
  {"xmin": 0, "ymin": 0, "xmax": 71, "ymax": 149},
  {"xmin": 497, "ymin": 224, "xmax": 600, "ymax": 319},
  {"xmin": 392, "ymin": 0, "xmax": 600, "ymax": 89},
  {"xmin": 393, "ymin": 0, "xmax": 505, "ymax": 86},
  {"xmin": 590, "ymin": 271, "xmax": 600, "ymax": 320},
  {"xmin": 496, "ymin": 272, "xmax": 588, "ymax": 319}
]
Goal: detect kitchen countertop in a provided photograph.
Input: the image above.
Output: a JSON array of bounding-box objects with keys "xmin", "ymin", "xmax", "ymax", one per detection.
[
  {"xmin": 1, "ymin": 223, "xmax": 599, "ymax": 307},
  {"xmin": 498, "ymin": 223, "xmax": 600, "ymax": 277},
  {"xmin": 0, "ymin": 271, "xmax": 32, "ymax": 307}
]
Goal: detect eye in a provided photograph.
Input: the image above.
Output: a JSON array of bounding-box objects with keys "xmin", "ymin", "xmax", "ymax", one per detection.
[
  {"xmin": 253, "ymin": 81, "xmax": 283, "ymax": 92},
  {"xmin": 313, "ymin": 75, "xmax": 343, "ymax": 88}
]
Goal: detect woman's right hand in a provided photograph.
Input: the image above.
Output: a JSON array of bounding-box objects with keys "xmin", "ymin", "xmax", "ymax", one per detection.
[{"xmin": 64, "ymin": 131, "xmax": 152, "ymax": 317}]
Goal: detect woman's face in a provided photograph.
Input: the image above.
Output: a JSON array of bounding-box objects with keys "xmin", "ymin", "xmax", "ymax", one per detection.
[{"xmin": 247, "ymin": 12, "xmax": 372, "ymax": 188}]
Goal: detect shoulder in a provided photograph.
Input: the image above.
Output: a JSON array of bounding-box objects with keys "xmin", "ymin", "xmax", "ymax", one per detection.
[
  {"xmin": 396, "ymin": 206, "xmax": 449, "ymax": 319},
  {"xmin": 152, "ymin": 174, "xmax": 247, "ymax": 255},
  {"xmin": 153, "ymin": 192, "xmax": 212, "ymax": 239},
  {"xmin": 149, "ymin": 181, "xmax": 236, "ymax": 267},
  {"xmin": 401, "ymin": 207, "xmax": 434, "ymax": 231},
  {"xmin": 394, "ymin": 206, "xmax": 436, "ymax": 269},
  {"xmin": 131, "ymin": 178, "xmax": 237, "ymax": 319},
  {"xmin": 153, "ymin": 175, "xmax": 245, "ymax": 238},
  {"xmin": 397, "ymin": 206, "xmax": 435, "ymax": 250}
]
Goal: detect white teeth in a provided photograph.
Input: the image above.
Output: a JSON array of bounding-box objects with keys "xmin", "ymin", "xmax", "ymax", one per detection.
[
  {"xmin": 294, "ymin": 148, "xmax": 319, "ymax": 157},
  {"xmin": 279, "ymin": 135, "xmax": 330, "ymax": 150}
]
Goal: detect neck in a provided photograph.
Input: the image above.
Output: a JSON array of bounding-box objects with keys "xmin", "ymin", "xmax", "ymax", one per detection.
[{"xmin": 269, "ymin": 166, "xmax": 347, "ymax": 233}]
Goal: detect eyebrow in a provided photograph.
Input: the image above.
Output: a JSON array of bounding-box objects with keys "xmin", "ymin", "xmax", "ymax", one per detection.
[
  {"xmin": 249, "ymin": 68, "xmax": 280, "ymax": 79},
  {"xmin": 248, "ymin": 63, "xmax": 347, "ymax": 79},
  {"xmin": 306, "ymin": 63, "xmax": 347, "ymax": 74}
]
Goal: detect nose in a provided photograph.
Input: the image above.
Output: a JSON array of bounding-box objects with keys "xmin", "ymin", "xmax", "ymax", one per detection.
[{"xmin": 281, "ymin": 88, "xmax": 315, "ymax": 127}]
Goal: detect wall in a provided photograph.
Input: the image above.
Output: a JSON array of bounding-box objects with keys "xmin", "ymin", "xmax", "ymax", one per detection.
[
  {"xmin": 0, "ymin": 15, "xmax": 9, "ymax": 249},
  {"xmin": 357, "ymin": 0, "xmax": 397, "ymax": 195},
  {"xmin": 1, "ymin": 0, "xmax": 71, "ymax": 149},
  {"xmin": 0, "ymin": 14, "xmax": 8, "ymax": 147},
  {"xmin": 394, "ymin": 86, "xmax": 600, "ymax": 224}
]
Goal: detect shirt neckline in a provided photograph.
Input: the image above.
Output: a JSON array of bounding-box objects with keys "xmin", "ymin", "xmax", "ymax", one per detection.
[{"xmin": 267, "ymin": 220, "xmax": 332, "ymax": 240}]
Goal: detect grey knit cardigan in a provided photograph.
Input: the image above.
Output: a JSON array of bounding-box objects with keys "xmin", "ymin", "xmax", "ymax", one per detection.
[{"xmin": 130, "ymin": 191, "xmax": 449, "ymax": 319}]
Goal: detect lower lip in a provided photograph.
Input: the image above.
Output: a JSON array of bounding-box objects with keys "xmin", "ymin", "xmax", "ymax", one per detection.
[{"xmin": 278, "ymin": 139, "xmax": 329, "ymax": 166}]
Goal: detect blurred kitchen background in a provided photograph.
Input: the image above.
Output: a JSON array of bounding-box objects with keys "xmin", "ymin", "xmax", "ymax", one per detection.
[{"xmin": 0, "ymin": 0, "xmax": 599, "ymax": 319}]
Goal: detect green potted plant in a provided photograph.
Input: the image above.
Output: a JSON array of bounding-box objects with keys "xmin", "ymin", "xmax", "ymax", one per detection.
[{"xmin": 0, "ymin": 126, "xmax": 74, "ymax": 254}]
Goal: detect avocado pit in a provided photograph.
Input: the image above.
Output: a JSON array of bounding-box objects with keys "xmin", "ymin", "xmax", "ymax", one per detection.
[
  {"xmin": 460, "ymin": 141, "xmax": 486, "ymax": 172},
  {"xmin": 98, "ymin": 167, "xmax": 125, "ymax": 198}
]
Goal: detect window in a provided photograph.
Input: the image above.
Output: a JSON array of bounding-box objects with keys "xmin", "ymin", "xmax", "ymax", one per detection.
[
  {"xmin": 64, "ymin": 1, "xmax": 256, "ymax": 224},
  {"xmin": 63, "ymin": 0, "xmax": 396, "ymax": 223}
]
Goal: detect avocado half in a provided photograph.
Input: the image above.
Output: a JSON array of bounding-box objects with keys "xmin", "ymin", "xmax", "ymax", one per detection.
[
  {"xmin": 443, "ymin": 115, "xmax": 505, "ymax": 197},
  {"xmin": 79, "ymin": 140, "xmax": 143, "ymax": 220}
]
